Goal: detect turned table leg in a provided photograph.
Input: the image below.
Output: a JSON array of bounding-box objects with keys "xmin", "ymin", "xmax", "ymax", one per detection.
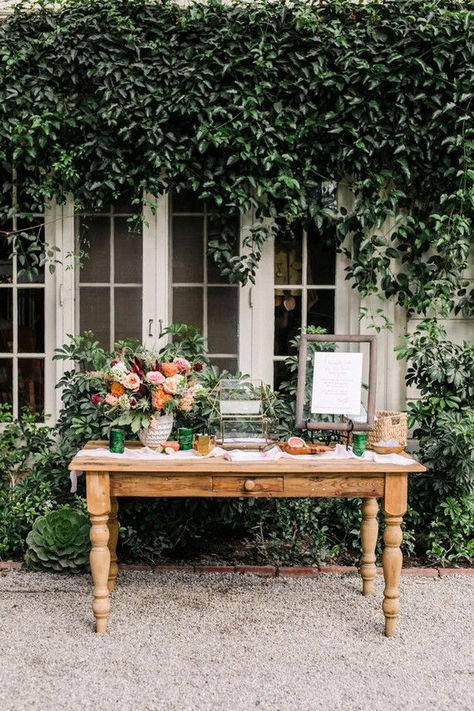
[
  {"xmin": 87, "ymin": 472, "xmax": 111, "ymax": 633},
  {"xmin": 107, "ymin": 496, "xmax": 119, "ymax": 592},
  {"xmin": 382, "ymin": 473, "xmax": 408, "ymax": 637},
  {"xmin": 360, "ymin": 497, "xmax": 378, "ymax": 595}
]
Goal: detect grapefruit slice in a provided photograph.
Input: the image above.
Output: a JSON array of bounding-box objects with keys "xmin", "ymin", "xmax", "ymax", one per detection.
[
  {"xmin": 287, "ymin": 436, "xmax": 308, "ymax": 448},
  {"xmin": 161, "ymin": 440, "xmax": 180, "ymax": 451}
]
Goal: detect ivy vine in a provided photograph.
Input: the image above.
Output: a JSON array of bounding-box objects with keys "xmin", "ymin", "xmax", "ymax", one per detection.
[{"xmin": 0, "ymin": 0, "xmax": 472, "ymax": 317}]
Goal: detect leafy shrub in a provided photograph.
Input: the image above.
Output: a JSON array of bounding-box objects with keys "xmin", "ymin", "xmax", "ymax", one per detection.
[
  {"xmin": 427, "ymin": 497, "xmax": 474, "ymax": 566},
  {"xmin": 26, "ymin": 506, "xmax": 90, "ymax": 572},
  {"xmin": 0, "ymin": 406, "xmax": 55, "ymax": 488},
  {"xmin": 397, "ymin": 320, "xmax": 473, "ymax": 498}
]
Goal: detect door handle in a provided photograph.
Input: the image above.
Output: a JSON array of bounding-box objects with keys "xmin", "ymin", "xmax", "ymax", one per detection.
[{"xmin": 148, "ymin": 319, "xmax": 153, "ymax": 337}]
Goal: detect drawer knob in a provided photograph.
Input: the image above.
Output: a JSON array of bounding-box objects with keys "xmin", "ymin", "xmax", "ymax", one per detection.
[{"xmin": 244, "ymin": 479, "xmax": 256, "ymax": 491}]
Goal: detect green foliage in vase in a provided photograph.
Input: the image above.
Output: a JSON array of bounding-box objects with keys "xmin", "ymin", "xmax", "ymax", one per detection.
[
  {"xmin": 25, "ymin": 506, "xmax": 90, "ymax": 573},
  {"xmin": 0, "ymin": 0, "xmax": 472, "ymax": 318}
]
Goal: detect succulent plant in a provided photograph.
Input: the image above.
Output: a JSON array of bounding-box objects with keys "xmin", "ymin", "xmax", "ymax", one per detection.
[{"xmin": 26, "ymin": 507, "xmax": 91, "ymax": 572}]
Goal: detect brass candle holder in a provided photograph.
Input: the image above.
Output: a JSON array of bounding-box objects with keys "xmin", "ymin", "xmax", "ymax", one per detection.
[{"xmin": 193, "ymin": 434, "xmax": 216, "ymax": 456}]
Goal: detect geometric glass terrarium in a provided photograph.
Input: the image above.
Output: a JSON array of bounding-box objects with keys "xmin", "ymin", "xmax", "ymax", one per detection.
[{"xmin": 209, "ymin": 379, "xmax": 278, "ymax": 449}]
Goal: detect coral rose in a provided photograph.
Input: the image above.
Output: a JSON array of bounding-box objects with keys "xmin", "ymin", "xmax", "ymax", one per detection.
[
  {"xmin": 146, "ymin": 371, "xmax": 165, "ymax": 385},
  {"xmin": 152, "ymin": 390, "xmax": 172, "ymax": 410},
  {"xmin": 161, "ymin": 362, "xmax": 179, "ymax": 377},
  {"xmin": 110, "ymin": 382, "xmax": 125, "ymax": 397},
  {"xmin": 105, "ymin": 393, "xmax": 118, "ymax": 406},
  {"xmin": 123, "ymin": 373, "xmax": 141, "ymax": 391}
]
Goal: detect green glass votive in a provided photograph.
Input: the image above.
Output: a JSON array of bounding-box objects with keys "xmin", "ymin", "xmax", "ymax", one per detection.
[
  {"xmin": 109, "ymin": 428, "xmax": 125, "ymax": 454},
  {"xmin": 352, "ymin": 432, "xmax": 368, "ymax": 457},
  {"xmin": 177, "ymin": 427, "xmax": 194, "ymax": 450}
]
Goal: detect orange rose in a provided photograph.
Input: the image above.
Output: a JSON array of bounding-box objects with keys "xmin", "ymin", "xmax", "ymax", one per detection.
[
  {"xmin": 161, "ymin": 362, "xmax": 179, "ymax": 377},
  {"xmin": 110, "ymin": 382, "xmax": 125, "ymax": 397},
  {"xmin": 152, "ymin": 390, "xmax": 172, "ymax": 410}
]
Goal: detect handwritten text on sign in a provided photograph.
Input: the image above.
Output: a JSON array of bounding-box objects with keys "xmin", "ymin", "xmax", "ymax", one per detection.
[{"xmin": 311, "ymin": 352, "xmax": 363, "ymax": 415}]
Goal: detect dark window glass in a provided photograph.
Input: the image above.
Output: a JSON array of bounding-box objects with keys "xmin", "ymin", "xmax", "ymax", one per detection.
[
  {"xmin": 0, "ymin": 358, "xmax": 13, "ymax": 405},
  {"xmin": 18, "ymin": 358, "xmax": 44, "ymax": 414},
  {"xmin": 114, "ymin": 218, "xmax": 142, "ymax": 284},
  {"xmin": 172, "ymin": 287, "xmax": 203, "ymax": 331},
  {"xmin": 79, "ymin": 217, "xmax": 110, "ymax": 283},
  {"xmin": 274, "ymin": 291, "xmax": 302, "ymax": 356},
  {"xmin": 80, "ymin": 287, "xmax": 110, "ymax": 348},
  {"xmin": 307, "ymin": 223, "xmax": 336, "ymax": 285},
  {"xmin": 18, "ymin": 289, "xmax": 44, "ymax": 352},
  {"xmin": 172, "ymin": 217, "xmax": 204, "ymax": 283},
  {"xmin": 307, "ymin": 289, "xmax": 335, "ymax": 333},
  {"xmin": 172, "ymin": 190, "xmax": 203, "ymax": 213},
  {"xmin": 208, "ymin": 357, "xmax": 238, "ymax": 375},
  {"xmin": 114, "ymin": 288, "xmax": 142, "ymax": 342},
  {"xmin": 0, "ymin": 231, "xmax": 13, "ymax": 284},
  {"xmin": 207, "ymin": 287, "xmax": 238, "ymax": 353},
  {"xmin": 0, "ymin": 289, "xmax": 13, "ymax": 352}
]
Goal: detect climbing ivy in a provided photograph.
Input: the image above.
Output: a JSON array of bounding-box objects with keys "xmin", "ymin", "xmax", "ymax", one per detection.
[{"xmin": 0, "ymin": 0, "xmax": 473, "ymax": 316}]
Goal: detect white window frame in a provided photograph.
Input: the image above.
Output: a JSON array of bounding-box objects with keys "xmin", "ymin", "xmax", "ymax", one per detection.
[
  {"xmin": 0, "ymin": 200, "xmax": 56, "ymax": 421},
  {"xmin": 52, "ymin": 186, "xmax": 359, "ymax": 421}
]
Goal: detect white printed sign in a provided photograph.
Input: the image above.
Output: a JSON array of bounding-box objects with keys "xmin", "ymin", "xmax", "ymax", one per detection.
[{"xmin": 311, "ymin": 352, "xmax": 363, "ymax": 415}]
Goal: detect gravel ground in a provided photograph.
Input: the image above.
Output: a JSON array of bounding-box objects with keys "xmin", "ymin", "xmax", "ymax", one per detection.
[{"xmin": 0, "ymin": 570, "xmax": 473, "ymax": 711}]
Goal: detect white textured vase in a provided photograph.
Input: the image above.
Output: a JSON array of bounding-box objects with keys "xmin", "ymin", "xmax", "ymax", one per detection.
[{"xmin": 138, "ymin": 415, "xmax": 174, "ymax": 448}]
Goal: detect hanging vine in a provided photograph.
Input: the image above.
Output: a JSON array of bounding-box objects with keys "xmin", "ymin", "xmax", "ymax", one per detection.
[{"xmin": 0, "ymin": 0, "xmax": 472, "ymax": 316}]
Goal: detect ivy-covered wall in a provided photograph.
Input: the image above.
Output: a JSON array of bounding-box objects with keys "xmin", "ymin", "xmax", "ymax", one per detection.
[{"xmin": 0, "ymin": 0, "xmax": 472, "ymax": 319}]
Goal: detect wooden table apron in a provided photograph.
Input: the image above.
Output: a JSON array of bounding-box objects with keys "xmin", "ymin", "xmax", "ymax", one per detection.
[{"xmin": 69, "ymin": 442, "xmax": 426, "ymax": 637}]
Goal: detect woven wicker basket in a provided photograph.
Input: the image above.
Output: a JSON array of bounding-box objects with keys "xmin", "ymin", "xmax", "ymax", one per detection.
[{"xmin": 340, "ymin": 410, "xmax": 408, "ymax": 450}]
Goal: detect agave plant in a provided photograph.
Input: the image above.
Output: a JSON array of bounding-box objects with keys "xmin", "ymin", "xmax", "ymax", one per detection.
[{"xmin": 26, "ymin": 507, "xmax": 91, "ymax": 572}]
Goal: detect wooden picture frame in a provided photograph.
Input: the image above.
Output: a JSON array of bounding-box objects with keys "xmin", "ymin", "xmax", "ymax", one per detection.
[{"xmin": 295, "ymin": 334, "xmax": 377, "ymax": 432}]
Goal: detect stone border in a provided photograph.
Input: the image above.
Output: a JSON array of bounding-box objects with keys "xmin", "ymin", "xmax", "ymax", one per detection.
[{"xmin": 1, "ymin": 560, "xmax": 472, "ymax": 577}]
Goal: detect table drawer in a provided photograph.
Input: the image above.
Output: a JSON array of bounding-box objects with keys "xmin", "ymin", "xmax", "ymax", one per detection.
[
  {"xmin": 284, "ymin": 476, "xmax": 384, "ymax": 498},
  {"xmin": 212, "ymin": 476, "xmax": 284, "ymax": 496}
]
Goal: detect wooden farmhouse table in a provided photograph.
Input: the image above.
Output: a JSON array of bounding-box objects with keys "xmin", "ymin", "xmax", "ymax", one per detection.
[{"xmin": 69, "ymin": 441, "xmax": 426, "ymax": 637}]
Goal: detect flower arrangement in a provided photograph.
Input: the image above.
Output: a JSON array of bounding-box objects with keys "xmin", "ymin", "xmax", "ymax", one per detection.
[{"xmin": 88, "ymin": 347, "xmax": 205, "ymax": 434}]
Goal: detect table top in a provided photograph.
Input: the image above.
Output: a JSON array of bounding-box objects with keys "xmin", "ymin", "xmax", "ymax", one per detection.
[{"xmin": 69, "ymin": 441, "xmax": 427, "ymax": 476}]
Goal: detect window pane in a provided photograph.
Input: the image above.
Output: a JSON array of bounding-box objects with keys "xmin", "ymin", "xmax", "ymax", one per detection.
[
  {"xmin": 172, "ymin": 190, "xmax": 203, "ymax": 213},
  {"xmin": 172, "ymin": 287, "xmax": 203, "ymax": 331},
  {"xmin": 307, "ymin": 223, "xmax": 336, "ymax": 285},
  {"xmin": 274, "ymin": 233, "xmax": 303, "ymax": 285},
  {"xmin": 0, "ymin": 232, "xmax": 13, "ymax": 283},
  {"xmin": 274, "ymin": 291, "xmax": 302, "ymax": 356},
  {"xmin": 172, "ymin": 217, "xmax": 204, "ymax": 282},
  {"xmin": 207, "ymin": 214, "xmax": 240, "ymax": 284},
  {"xmin": 18, "ymin": 289, "xmax": 44, "ymax": 352},
  {"xmin": 79, "ymin": 217, "xmax": 110, "ymax": 283},
  {"xmin": 307, "ymin": 289, "xmax": 335, "ymax": 333},
  {"xmin": 208, "ymin": 357, "xmax": 238, "ymax": 374},
  {"xmin": 273, "ymin": 361, "xmax": 289, "ymax": 391},
  {"xmin": 114, "ymin": 288, "xmax": 142, "ymax": 342},
  {"xmin": 80, "ymin": 287, "xmax": 110, "ymax": 348},
  {"xmin": 115, "ymin": 191, "xmax": 140, "ymax": 214},
  {"xmin": 207, "ymin": 287, "xmax": 238, "ymax": 353},
  {"xmin": 0, "ymin": 288, "xmax": 13, "ymax": 352},
  {"xmin": 114, "ymin": 218, "xmax": 142, "ymax": 284},
  {"xmin": 18, "ymin": 358, "xmax": 44, "ymax": 414},
  {"xmin": 0, "ymin": 358, "xmax": 12, "ymax": 406}
]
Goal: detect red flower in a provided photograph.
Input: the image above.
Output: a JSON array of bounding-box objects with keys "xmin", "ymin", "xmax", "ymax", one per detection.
[
  {"xmin": 193, "ymin": 362, "xmax": 204, "ymax": 372},
  {"xmin": 130, "ymin": 358, "xmax": 144, "ymax": 377},
  {"xmin": 91, "ymin": 393, "xmax": 103, "ymax": 406}
]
